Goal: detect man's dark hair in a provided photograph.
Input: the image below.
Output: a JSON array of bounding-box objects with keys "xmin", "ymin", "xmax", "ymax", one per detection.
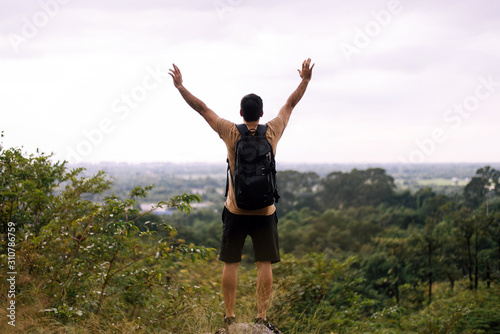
[{"xmin": 240, "ymin": 93, "xmax": 263, "ymax": 122}]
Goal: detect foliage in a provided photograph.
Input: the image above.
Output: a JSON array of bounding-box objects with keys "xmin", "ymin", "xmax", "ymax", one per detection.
[
  {"xmin": 1, "ymin": 136, "xmax": 499, "ymax": 333},
  {"xmin": 320, "ymin": 168, "xmax": 396, "ymax": 209},
  {"xmin": 464, "ymin": 166, "xmax": 499, "ymax": 209},
  {"xmin": 276, "ymin": 170, "xmax": 321, "ymax": 216},
  {"xmin": 0, "ymin": 141, "xmax": 215, "ymax": 332},
  {"xmin": 395, "ymin": 283, "xmax": 500, "ymax": 334},
  {"xmin": 0, "ymin": 144, "xmax": 67, "ymax": 234},
  {"xmin": 272, "ymin": 253, "xmax": 378, "ymax": 333}
]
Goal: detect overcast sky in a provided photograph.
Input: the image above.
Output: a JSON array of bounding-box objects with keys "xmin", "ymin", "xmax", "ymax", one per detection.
[{"xmin": 1, "ymin": 0, "xmax": 499, "ymax": 165}]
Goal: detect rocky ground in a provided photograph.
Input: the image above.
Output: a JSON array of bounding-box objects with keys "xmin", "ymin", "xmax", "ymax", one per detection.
[{"xmin": 210, "ymin": 322, "xmax": 276, "ymax": 334}]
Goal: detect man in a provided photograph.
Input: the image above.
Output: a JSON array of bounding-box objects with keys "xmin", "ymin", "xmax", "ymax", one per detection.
[{"xmin": 169, "ymin": 59, "xmax": 314, "ymax": 333}]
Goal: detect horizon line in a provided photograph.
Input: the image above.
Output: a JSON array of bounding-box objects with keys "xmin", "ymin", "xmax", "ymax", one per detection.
[{"xmin": 71, "ymin": 161, "xmax": 500, "ymax": 166}]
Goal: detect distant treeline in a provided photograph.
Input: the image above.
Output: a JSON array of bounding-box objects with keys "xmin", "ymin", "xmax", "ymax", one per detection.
[
  {"xmin": 76, "ymin": 162, "xmax": 500, "ymax": 205},
  {"xmin": 78, "ymin": 161, "xmax": 500, "ymax": 178}
]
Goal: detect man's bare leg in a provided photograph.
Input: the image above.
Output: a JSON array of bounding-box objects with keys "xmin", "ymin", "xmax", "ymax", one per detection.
[
  {"xmin": 256, "ymin": 261, "xmax": 273, "ymax": 319},
  {"xmin": 222, "ymin": 262, "xmax": 240, "ymax": 317}
]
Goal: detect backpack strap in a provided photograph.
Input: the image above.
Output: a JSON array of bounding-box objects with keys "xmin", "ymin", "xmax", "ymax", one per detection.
[
  {"xmin": 235, "ymin": 123, "xmax": 268, "ymax": 137},
  {"xmin": 236, "ymin": 124, "xmax": 249, "ymax": 137},
  {"xmin": 225, "ymin": 158, "xmax": 230, "ymax": 198},
  {"xmin": 256, "ymin": 124, "xmax": 268, "ymax": 137}
]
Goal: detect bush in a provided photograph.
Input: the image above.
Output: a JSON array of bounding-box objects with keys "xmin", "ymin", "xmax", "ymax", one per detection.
[{"xmin": 0, "ymin": 142, "xmax": 215, "ymax": 332}]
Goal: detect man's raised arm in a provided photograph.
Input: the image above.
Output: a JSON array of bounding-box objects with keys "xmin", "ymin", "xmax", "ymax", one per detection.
[
  {"xmin": 169, "ymin": 64, "xmax": 218, "ymax": 131},
  {"xmin": 278, "ymin": 58, "xmax": 315, "ymax": 123}
]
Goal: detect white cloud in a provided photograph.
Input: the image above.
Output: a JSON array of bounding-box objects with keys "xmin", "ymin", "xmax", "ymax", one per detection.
[{"xmin": 1, "ymin": 0, "xmax": 499, "ymax": 164}]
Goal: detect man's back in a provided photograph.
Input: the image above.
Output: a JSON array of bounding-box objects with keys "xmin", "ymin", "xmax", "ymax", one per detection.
[{"xmin": 215, "ymin": 115, "xmax": 288, "ymax": 215}]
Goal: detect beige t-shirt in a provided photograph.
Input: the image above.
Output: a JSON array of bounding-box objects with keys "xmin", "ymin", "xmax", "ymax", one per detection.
[{"xmin": 215, "ymin": 115, "xmax": 288, "ymax": 216}]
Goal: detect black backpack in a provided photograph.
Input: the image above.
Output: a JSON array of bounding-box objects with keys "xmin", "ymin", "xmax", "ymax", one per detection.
[{"xmin": 225, "ymin": 124, "xmax": 280, "ymax": 210}]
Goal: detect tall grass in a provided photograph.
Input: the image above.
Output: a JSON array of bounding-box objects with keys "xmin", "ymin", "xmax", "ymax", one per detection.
[{"xmin": 2, "ymin": 258, "xmax": 498, "ymax": 333}]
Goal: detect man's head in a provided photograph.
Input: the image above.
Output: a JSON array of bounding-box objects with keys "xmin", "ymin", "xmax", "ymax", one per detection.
[{"xmin": 240, "ymin": 93, "xmax": 263, "ymax": 122}]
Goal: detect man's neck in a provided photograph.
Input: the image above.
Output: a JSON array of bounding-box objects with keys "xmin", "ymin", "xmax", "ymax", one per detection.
[{"xmin": 244, "ymin": 120, "xmax": 260, "ymax": 131}]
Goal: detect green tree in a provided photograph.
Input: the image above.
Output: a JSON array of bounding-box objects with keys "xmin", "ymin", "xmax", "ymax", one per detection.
[
  {"xmin": 373, "ymin": 230, "xmax": 408, "ymax": 305},
  {"xmin": 321, "ymin": 168, "xmax": 395, "ymax": 209},
  {"xmin": 452, "ymin": 207, "xmax": 475, "ymax": 290},
  {"xmin": 486, "ymin": 212, "xmax": 500, "ymax": 276},
  {"xmin": 464, "ymin": 166, "xmax": 499, "ymax": 210},
  {"xmin": 276, "ymin": 170, "xmax": 320, "ymax": 216},
  {"xmin": 0, "ymin": 144, "xmax": 67, "ymax": 234},
  {"xmin": 406, "ymin": 214, "xmax": 444, "ymax": 304},
  {"xmin": 414, "ymin": 187, "xmax": 437, "ymax": 211},
  {"xmin": 433, "ymin": 220, "xmax": 462, "ymax": 290}
]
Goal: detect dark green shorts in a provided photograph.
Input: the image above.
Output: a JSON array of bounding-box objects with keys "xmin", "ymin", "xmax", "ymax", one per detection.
[{"xmin": 219, "ymin": 207, "xmax": 280, "ymax": 264}]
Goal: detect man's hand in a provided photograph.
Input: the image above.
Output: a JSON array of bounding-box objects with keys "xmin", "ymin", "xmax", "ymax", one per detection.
[
  {"xmin": 298, "ymin": 58, "xmax": 315, "ymax": 82},
  {"xmin": 169, "ymin": 64, "xmax": 183, "ymax": 89}
]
